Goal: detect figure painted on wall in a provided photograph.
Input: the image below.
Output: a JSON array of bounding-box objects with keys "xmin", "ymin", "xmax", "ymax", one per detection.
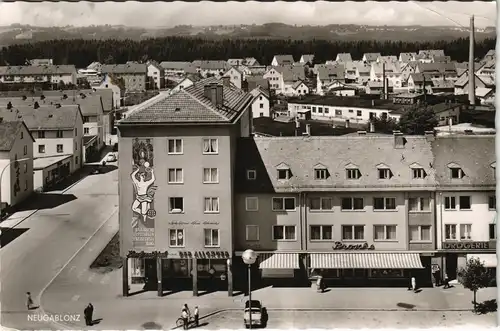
[{"xmin": 131, "ymin": 138, "xmax": 157, "ymax": 230}]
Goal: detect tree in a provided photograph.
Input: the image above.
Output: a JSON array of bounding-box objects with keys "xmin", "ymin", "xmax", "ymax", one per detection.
[
  {"xmin": 457, "ymin": 257, "xmax": 494, "ymax": 313},
  {"xmin": 366, "ymin": 115, "xmax": 399, "ymax": 134},
  {"xmin": 398, "ymin": 106, "xmax": 438, "ymax": 135}
]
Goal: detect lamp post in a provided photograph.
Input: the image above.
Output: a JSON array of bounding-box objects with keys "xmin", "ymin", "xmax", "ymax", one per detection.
[
  {"xmin": 0, "ymin": 157, "xmax": 31, "ymax": 217},
  {"xmin": 242, "ymin": 249, "xmax": 257, "ymax": 329}
]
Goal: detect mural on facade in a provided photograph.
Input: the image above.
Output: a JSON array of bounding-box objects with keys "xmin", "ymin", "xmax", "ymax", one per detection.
[{"xmin": 131, "ymin": 138, "xmax": 157, "ymax": 247}]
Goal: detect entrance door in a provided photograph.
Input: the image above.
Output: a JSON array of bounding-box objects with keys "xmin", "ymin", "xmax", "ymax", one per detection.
[
  {"xmin": 144, "ymin": 258, "xmax": 157, "ymax": 289},
  {"xmin": 446, "ymin": 254, "xmax": 458, "ymax": 280}
]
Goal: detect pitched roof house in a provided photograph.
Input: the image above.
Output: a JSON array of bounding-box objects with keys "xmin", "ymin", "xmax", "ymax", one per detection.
[
  {"xmin": 271, "ymin": 55, "xmax": 295, "ymax": 66},
  {"xmin": 335, "ymin": 53, "xmax": 353, "ymax": 62}
]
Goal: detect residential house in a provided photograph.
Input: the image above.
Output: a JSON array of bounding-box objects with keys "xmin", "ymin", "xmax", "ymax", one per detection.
[
  {"xmin": 29, "ymin": 59, "xmax": 53, "ymax": 66},
  {"xmin": 234, "ymin": 133, "xmax": 436, "ymax": 284},
  {"xmin": 414, "ymin": 63, "xmax": 458, "ymax": 82},
  {"xmin": 475, "ymin": 60, "xmax": 495, "ymax": 86},
  {"xmin": 263, "ymin": 65, "xmax": 305, "ymax": 95},
  {"xmin": 370, "ymin": 62, "xmax": 402, "ymax": 90},
  {"xmin": 432, "ymin": 135, "xmax": 496, "ymax": 282},
  {"xmin": 407, "ymin": 73, "xmax": 434, "ymax": 93},
  {"xmin": 244, "ymin": 76, "xmax": 270, "ymax": 93},
  {"xmin": 400, "ymin": 62, "xmax": 419, "ymax": 86},
  {"xmin": 0, "ymin": 121, "xmax": 34, "ymax": 210},
  {"xmin": 287, "ymin": 95, "xmax": 403, "ymax": 123},
  {"xmin": 428, "ymin": 79, "xmax": 455, "ymax": 94},
  {"xmin": 365, "ymin": 80, "xmax": 394, "ymax": 95},
  {"xmin": 115, "ymin": 76, "xmax": 254, "ymax": 297},
  {"xmin": 335, "ymin": 53, "xmax": 353, "ymax": 63},
  {"xmin": 399, "ymin": 53, "xmax": 417, "ymax": 64},
  {"xmin": 290, "ymin": 80, "xmax": 310, "ymax": 96},
  {"xmin": 299, "ymin": 55, "xmax": 315, "ymax": 65},
  {"xmin": 0, "ymin": 65, "xmax": 77, "ymax": 86},
  {"xmin": 100, "ymin": 64, "xmax": 147, "ymax": 92},
  {"xmin": 244, "ymin": 58, "xmax": 260, "ymax": 66},
  {"xmin": 433, "ymin": 56, "xmax": 451, "ymax": 63},
  {"xmin": 271, "ymin": 55, "xmax": 295, "ymax": 66},
  {"xmin": 476, "ymin": 87, "xmax": 495, "ymax": 105},
  {"xmin": 227, "ymin": 59, "xmax": 245, "ymax": 66},
  {"xmin": 323, "ymin": 81, "xmax": 358, "ymax": 97},
  {"xmin": 87, "ymin": 61, "xmax": 102, "ymax": 72},
  {"xmin": 362, "ymin": 53, "xmax": 381, "ymax": 63},
  {"xmin": 147, "ymin": 61, "xmax": 164, "ymax": 90},
  {"xmin": 417, "ymin": 50, "xmax": 446, "ymax": 63},
  {"xmin": 429, "ymin": 102, "xmax": 463, "ymax": 126},
  {"xmin": 377, "ymin": 56, "xmax": 398, "ymax": 64},
  {"xmin": 354, "ymin": 62, "xmax": 372, "ymax": 85},
  {"xmin": 482, "ymin": 50, "xmax": 495, "ymax": 63},
  {"xmin": 94, "ymin": 73, "xmax": 125, "ymax": 109},
  {"xmin": 192, "ymin": 61, "xmax": 229, "ymax": 78},
  {"xmin": 170, "ymin": 75, "xmax": 202, "ymax": 94},
  {"xmin": 222, "ymin": 67, "xmax": 244, "ymax": 89},
  {"xmin": 343, "ymin": 61, "xmax": 359, "ymax": 83},
  {"xmin": 316, "ymin": 65, "xmax": 346, "ymax": 95},
  {"xmin": 0, "ymin": 103, "xmax": 84, "ymax": 186},
  {"xmin": 249, "ymin": 87, "xmax": 271, "ymax": 118},
  {"xmin": 454, "ymin": 72, "xmax": 490, "ymax": 95},
  {"xmin": 159, "ymin": 61, "xmax": 196, "ymax": 77}
]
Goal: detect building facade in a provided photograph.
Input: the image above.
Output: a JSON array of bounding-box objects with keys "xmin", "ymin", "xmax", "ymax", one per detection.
[{"xmin": 100, "ymin": 64, "xmax": 147, "ymax": 92}]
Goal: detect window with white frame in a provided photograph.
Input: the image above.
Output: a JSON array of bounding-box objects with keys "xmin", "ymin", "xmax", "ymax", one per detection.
[
  {"xmin": 346, "ymin": 168, "xmax": 361, "ymax": 179},
  {"xmin": 246, "ymin": 169, "xmax": 257, "ymax": 180},
  {"xmin": 277, "ymin": 169, "xmax": 291, "ymax": 180},
  {"xmin": 373, "ymin": 197, "xmax": 396, "ymax": 210},
  {"xmin": 488, "ymin": 196, "xmax": 496, "ymax": 210},
  {"xmin": 374, "ymin": 225, "xmax": 397, "ymax": 241},
  {"xmin": 204, "ymin": 229, "xmax": 220, "ymax": 247},
  {"xmin": 245, "ymin": 197, "xmax": 258, "ymax": 211},
  {"xmin": 169, "ymin": 229, "xmax": 184, "ymax": 247},
  {"xmin": 444, "ymin": 224, "xmax": 457, "ymax": 240},
  {"xmin": 342, "ymin": 225, "xmax": 365, "ymax": 240},
  {"xmin": 203, "ymin": 168, "xmax": 219, "ymax": 183},
  {"xmin": 341, "ymin": 197, "xmax": 364, "ymax": 210},
  {"xmin": 444, "ymin": 196, "xmax": 456, "ymax": 210},
  {"xmin": 314, "ymin": 169, "xmax": 328, "ymax": 180},
  {"xmin": 202, "ymin": 138, "xmax": 218, "ymax": 154},
  {"xmin": 38, "ymin": 145, "xmax": 46, "ymax": 153},
  {"xmin": 450, "ymin": 167, "xmax": 465, "ymax": 179},
  {"xmin": 378, "ymin": 168, "xmax": 392, "ymax": 179},
  {"xmin": 460, "ymin": 224, "xmax": 472, "ymax": 240},
  {"xmin": 246, "ymin": 225, "xmax": 260, "ymax": 241},
  {"xmin": 459, "ymin": 196, "xmax": 471, "ymax": 210},
  {"xmin": 168, "ymin": 168, "xmax": 183, "ymax": 183},
  {"xmin": 309, "ymin": 197, "xmax": 334, "ymax": 211},
  {"xmin": 409, "ymin": 225, "xmax": 431, "ymax": 242},
  {"xmin": 204, "ymin": 197, "xmax": 219, "ymax": 213},
  {"xmin": 272, "ymin": 225, "xmax": 296, "ymax": 241},
  {"xmin": 412, "ymin": 168, "xmax": 426, "ymax": 179},
  {"xmin": 168, "ymin": 139, "xmax": 183, "ymax": 154},
  {"xmin": 409, "ymin": 197, "xmax": 430, "ymax": 212},
  {"xmin": 310, "ymin": 225, "xmax": 333, "ymax": 241},
  {"xmin": 169, "ymin": 197, "xmax": 184, "ymax": 213},
  {"xmin": 272, "ymin": 197, "xmax": 296, "ymax": 211},
  {"xmin": 489, "ymin": 224, "xmax": 496, "ymax": 240}
]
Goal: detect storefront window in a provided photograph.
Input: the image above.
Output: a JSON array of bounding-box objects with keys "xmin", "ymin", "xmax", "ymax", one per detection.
[
  {"xmin": 171, "ymin": 259, "xmax": 190, "ymax": 277},
  {"xmin": 322, "ymin": 269, "xmax": 340, "ymax": 278},
  {"xmin": 369, "ymin": 269, "xmax": 404, "ymax": 278},
  {"xmin": 131, "ymin": 258, "xmax": 145, "ymax": 284},
  {"xmin": 197, "ymin": 259, "xmax": 226, "ymax": 278}
]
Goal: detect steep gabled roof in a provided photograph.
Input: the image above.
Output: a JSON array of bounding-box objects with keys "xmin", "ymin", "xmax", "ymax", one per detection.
[
  {"xmin": 0, "ymin": 104, "xmax": 81, "ymax": 130},
  {"xmin": 0, "ymin": 121, "xmax": 33, "ymax": 152},
  {"xmin": 273, "ymin": 55, "xmax": 295, "ymax": 65}
]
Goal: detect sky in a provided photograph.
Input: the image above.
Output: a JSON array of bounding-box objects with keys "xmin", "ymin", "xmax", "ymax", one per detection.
[{"xmin": 0, "ymin": 1, "xmax": 497, "ymax": 28}]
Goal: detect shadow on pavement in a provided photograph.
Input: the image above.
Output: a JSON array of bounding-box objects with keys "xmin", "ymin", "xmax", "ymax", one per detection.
[
  {"xmin": 15, "ymin": 193, "xmax": 77, "ymax": 211},
  {"xmin": 476, "ymin": 299, "xmax": 497, "ymax": 314},
  {"xmin": 91, "ymin": 318, "xmax": 102, "ymax": 325},
  {"xmin": 141, "ymin": 321, "xmax": 162, "ymax": 330},
  {"xmin": 0, "ymin": 227, "xmax": 28, "ymax": 248},
  {"xmin": 396, "ymin": 302, "xmax": 416, "ymax": 309},
  {"xmin": 89, "ymin": 165, "xmax": 118, "ymax": 175},
  {"xmin": 44, "ymin": 167, "xmax": 94, "ymax": 192}
]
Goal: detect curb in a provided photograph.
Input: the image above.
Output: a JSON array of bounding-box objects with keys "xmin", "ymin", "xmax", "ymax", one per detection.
[
  {"xmin": 37, "ymin": 207, "xmax": 118, "ymax": 330},
  {"xmin": 170, "ymin": 307, "xmax": 474, "ymax": 329}
]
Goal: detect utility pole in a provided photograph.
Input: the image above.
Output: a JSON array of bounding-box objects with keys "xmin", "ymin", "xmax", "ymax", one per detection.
[{"xmin": 468, "ymin": 15, "xmax": 476, "ymax": 106}]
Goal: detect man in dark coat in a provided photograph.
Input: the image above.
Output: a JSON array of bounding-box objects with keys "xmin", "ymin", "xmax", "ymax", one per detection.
[{"xmin": 84, "ymin": 303, "xmax": 94, "ymax": 326}]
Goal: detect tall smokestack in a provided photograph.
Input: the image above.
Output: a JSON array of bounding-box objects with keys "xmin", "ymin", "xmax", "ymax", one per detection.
[
  {"xmin": 382, "ymin": 63, "xmax": 387, "ymax": 100},
  {"xmin": 468, "ymin": 15, "xmax": 476, "ymax": 106}
]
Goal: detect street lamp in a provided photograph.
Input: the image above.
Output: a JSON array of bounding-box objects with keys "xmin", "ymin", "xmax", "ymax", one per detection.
[
  {"xmin": 242, "ymin": 249, "xmax": 257, "ymax": 329},
  {"xmin": 0, "ymin": 157, "xmax": 31, "ymax": 217}
]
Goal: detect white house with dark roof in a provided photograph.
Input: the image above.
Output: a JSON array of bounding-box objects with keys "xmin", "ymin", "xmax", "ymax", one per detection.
[
  {"xmin": 191, "ymin": 60, "xmax": 229, "ymax": 78},
  {"xmin": 263, "ymin": 65, "xmax": 305, "ymax": 95},
  {"xmin": 222, "ymin": 66, "xmax": 244, "ymax": 89},
  {"xmin": 271, "ymin": 55, "xmax": 295, "ymax": 66},
  {"xmin": 416, "ymin": 50, "xmax": 445, "ymax": 63},
  {"xmin": 335, "ymin": 53, "xmax": 353, "ymax": 62},
  {"xmin": 299, "ymin": 55, "xmax": 315, "ymax": 65},
  {"xmin": 100, "ymin": 64, "xmax": 147, "ymax": 92},
  {"xmin": 0, "ymin": 65, "xmax": 77, "ymax": 86},
  {"xmin": 316, "ymin": 64, "xmax": 346, "ymax": 95},
  {"xmin": 362, "ymin": 53, "xmax": 381, "ymax": 63},
  {"xmin": 0, "ymin": 121, "xmax": 34, "ymax": 209},
  {"xmin": 399, "ymin": 52, "xmax": 417, "ymax": 64},
  {"xmin": 370, "ymin": 62, "xmax": 402, "ymax": 89},
  {"xmin": 159, "ymin": 61, "xmax": 194, "ymax": 77},
  {"xmin": 289, "ymin": 80, "xmax": 309, "ymax": 97},
  {"xmin": 170, "ymin": 75, "xmax": 202, "ymax": 94},
  {"xmin": 249, "ymin": 87, "xmax": 271, "ymax": 118},
  {"xmin": 147, "ymin": 61, "xmax": 164, "ymax": 90}
]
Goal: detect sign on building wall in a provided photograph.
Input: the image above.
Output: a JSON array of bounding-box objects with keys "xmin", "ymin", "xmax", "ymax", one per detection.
[
  {"xmin": 131, "ymin": 138, "xmax": 157, "ymax": 247},
  {"xmin": 442, "ymin": 241, "xmax": 491, "ymax": 250}
]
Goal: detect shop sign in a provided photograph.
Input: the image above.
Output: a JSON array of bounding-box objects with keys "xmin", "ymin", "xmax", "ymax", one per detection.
[
  {"xmin": 177, "ymin": 251, "xmax": 231, "ymax": 259},
  {"xmin": 442, "ymin": 241, "xmax": 491, "ymax": 250},
  {"xmin": 127, "ymin": 250, "xmax": 169, "ymax": 258},
  {"xmin": 332, "ymin": 241, "xmax": 375, "ymax": 251}
]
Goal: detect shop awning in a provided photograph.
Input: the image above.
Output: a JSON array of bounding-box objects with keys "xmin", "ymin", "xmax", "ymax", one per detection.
[
  {"xmin": 467, "ymin": 254, "xmax": 497, "ymax": 268},
  {"xmin": 258, "ymin": 253, "xmax": 300, "ymax": 269},
  {"xmin": 310, "ymin": 253, "xmax": 424, "ymax": 269}
]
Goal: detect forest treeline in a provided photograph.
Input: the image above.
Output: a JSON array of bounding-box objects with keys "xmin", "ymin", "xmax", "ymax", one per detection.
[{"xmin": 0, "ymin": 37, "xmax": 496, "ymax": 68}]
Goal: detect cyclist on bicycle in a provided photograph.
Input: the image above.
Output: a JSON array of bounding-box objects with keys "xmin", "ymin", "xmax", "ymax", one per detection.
[{"xmin": 181, "ymin": 304, "xmax": 190, "ymax": 330}]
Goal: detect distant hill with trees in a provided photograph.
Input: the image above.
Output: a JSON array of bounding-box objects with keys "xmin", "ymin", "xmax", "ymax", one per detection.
[{"xmin": 0, "ymin": 36, "xmax": 495, "ymax": 68}]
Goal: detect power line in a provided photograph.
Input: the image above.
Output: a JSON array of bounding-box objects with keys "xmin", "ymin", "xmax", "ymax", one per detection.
[{"xmin": 410, "ymin": 1, "xmax": 466, "ymax": 28}]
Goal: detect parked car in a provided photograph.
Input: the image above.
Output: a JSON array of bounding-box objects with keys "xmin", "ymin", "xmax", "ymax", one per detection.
[
  {"xmin": 243, "ymin": 300, "xmax": 267, "ymax": 328},
  {"xmin": 106, "ymin": 153, "xmax": 117, "ymax": 162}
]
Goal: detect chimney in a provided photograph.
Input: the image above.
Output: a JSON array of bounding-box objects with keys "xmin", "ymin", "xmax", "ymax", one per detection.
[
  {"xmin": 221, "ymin": 76, "xmax": 231, "ymax": 87},
  {"xmin": 204, "ymin": 83, "xmax": 223, "ymax": 107},
  {"xmin": 393, "ymin": 131, "xmax": 405, "ymax": 149},
  {"xmin": 424, "ymin": 130, "xmax": 435, "ymax": 142},
  {"xmin": 468, "ymin": 15, "xmax": 476, "ymax": 106},
  {"xmin": 369, "ymin": 121, "xmax": 375, "ymax": 133},
  {"xmin": 384, "ymin": 78, "xmax": 389, "ymax": 98},
  {"xmin": 357, "ymin": 130, "xmax": 367, "ymax": 136},
  {"xmin": 382, "ymin": 63, "xmax": 387, "ymax": 100}
]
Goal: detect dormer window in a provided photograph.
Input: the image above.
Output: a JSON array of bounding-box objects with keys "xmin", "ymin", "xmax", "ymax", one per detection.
[
  {"xmin": 276, "ymin": 162, "xmax": 291, "ymax": 180},
  {"xmin": 246, "ymin": 170, "xmax": 257, "ymax": 180},
  {"xmin": 345, "ymin": 163, "xmax": 361, "ymax": 180},
  {"xmin": 448, "ymin": 163, "xmax": 465, "ymax": 179},
  {"xmin": 376, "ymin": 163, "xmax": 393, "ymax": 179},
  {"xmin": 410, "ymin": 163, "xmax": 427, "ymax": 179},
  {"xmin": 314, "ymin": 163, "xmax": 329, "ymax": 180}
]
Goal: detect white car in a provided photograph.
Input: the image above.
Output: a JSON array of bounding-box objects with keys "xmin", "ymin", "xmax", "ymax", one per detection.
[
  {"xmin": 106, "ymin": 153, "xmax": 117, "ymax": 162},
  {"xmin": 243, "ymin": 300, "xmax": 267, "ymax": 328}
]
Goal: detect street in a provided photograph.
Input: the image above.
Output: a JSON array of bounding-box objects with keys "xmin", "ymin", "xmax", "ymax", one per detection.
[
  {"xmin": 0, "ymin": 155, "xmax": 118, "ymax": 330},
  {"xmin": 200, "ymin": 310, "xmax": 496, "ymax": 329}
]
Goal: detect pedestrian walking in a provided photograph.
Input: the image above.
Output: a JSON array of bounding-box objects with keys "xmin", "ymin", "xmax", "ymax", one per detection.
[
  {"xmin": 443, "ymin": 273, "xmax": 450, "ymax": 289},
  {"xmin": 181, "ymin": 307, "xmax": 189, "ymax": 330},
  {"xmin": 194, "ymin": 306, "xmax": 199, "ymax": 327},
  {"xmin": 411, "ymin": 276, "xmax": 416, "ymax": 292},
  {"xmin": 26, "ymin": 292, "xmax": 33, "ymax": 310},
  {"xmin": 84, "ymin": 304, "xmax": 91, "ymax": 326}
]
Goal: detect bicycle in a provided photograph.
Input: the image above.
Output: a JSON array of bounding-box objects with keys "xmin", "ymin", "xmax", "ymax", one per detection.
[{"xmin": 176, "ymin": 316, "xmax": 195, "ymax": 329}]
